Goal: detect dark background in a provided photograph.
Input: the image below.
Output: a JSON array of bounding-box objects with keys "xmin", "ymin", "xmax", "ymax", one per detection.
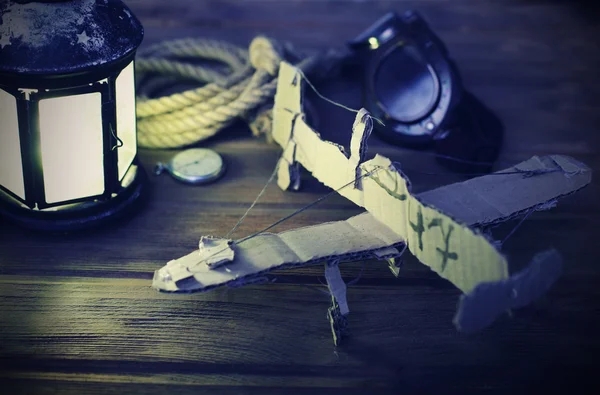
[{"xmin": 1, "ymin": 0, "xmax": 599, "ymax": 393}]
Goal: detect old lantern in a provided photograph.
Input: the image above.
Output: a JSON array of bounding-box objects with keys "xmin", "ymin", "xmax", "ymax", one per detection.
[{"xmin": 0, "ymin": 0, "xmax": 147, "ymax": 231}]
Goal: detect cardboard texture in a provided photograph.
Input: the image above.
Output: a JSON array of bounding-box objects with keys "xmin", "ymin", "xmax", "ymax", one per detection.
[
  {"xmin": 418, "ymin": 155, "xmax": 590, "ymax": 227},
  {"xmin": 153, "ymin": 213, "xmax": 405, "ymax": 292},
  {"xmin": 454, "ymin": 248, "xmax": 563, "ymax": 332},
  {"xmin": 325, "ymin": 262, "xmax": 350, "ymax": 315},
  {"xmin": 152, "ymin": 61, "xmax": 591, "ymax": 334},
  {"xmin": 198, "ymin": 236, "xmax": 235, "ymax": 269}
]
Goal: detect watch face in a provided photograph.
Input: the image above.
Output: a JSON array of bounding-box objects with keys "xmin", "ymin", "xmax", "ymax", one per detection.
[{"xmin": 169, "ymin": 148, "xmax": 225, "ymax": 184}]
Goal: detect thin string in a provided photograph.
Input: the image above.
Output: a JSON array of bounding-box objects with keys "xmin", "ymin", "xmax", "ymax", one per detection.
[
  {"xmin": 499, "ymin": 205, "xmax": 539, "ymax": 247},
  {"xmin": 225, "ymin": 158, "xmax": 282, "ymax": 239},
  {"xmin": 411, "ymin": 151, "xmax": 511, "ymax": 168},
  {"xmin": 235, "ymin": 166, "xmax": 383, "ymax": 245},
  {"xmin": 299, "ymin": 282, "xmax": 332, "ymax": 297},
  {"xmin": 346, "ymin": 262, "xmax": 366, "ymax": 286},
  {"xmin": 394, "ymin": 164, "xmax": 562, "ymax": 178},
  {"xmin": 189, "ymin": 166, "xmax": 384, "ymax": 271},
  {"xmin": 110, "ymin": 125, "xmax": 124, "ymax": 151},
  {"xmin": 295, "ymin": 68, "xmax": 386, "ymax": 127}
]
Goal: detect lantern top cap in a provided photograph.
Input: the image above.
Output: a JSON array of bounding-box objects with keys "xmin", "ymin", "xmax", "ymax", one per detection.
[{"xmin": 0, "ymin": 0, "xmax": 143, "ymax": 78}]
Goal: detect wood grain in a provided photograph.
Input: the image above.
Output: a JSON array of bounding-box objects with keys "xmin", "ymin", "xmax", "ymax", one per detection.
[{"xmin": 1, "ymin": 0, "xmax": 600, "ymax": 393}]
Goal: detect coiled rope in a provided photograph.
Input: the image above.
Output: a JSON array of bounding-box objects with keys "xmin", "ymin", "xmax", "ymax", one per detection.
[{"xmin": 135, "ymin": 36, "xmax": 347, "ymax": 149}]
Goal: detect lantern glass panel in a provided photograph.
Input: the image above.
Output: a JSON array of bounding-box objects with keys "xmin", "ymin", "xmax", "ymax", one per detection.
[
  {"xmin": 0, "ymin": 89, "xmax": 25, "ymax": 200},
  {"xmin": 116, "ymin": 61, "xmax": 137, "ymax": 181},
  {"xmin": 39, "ymin": 92, "xmax": 105, "ymax": 204}
]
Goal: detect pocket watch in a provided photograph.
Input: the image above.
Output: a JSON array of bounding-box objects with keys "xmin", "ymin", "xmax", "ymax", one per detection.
[{"xmin": 154, "ymin": 148, "xmax": 226, "ymax": 185}]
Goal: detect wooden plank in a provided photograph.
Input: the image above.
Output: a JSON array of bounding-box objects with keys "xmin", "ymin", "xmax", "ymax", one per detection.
[
  {"xmin": 125, "ymin": 0, "xmax": 600, "ymax": 31},
  {"xmin": 0, "ymin": 277, "xmax": 599, "ymax": 392}
]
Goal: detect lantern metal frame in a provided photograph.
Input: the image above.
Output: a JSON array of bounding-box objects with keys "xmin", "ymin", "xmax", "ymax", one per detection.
[
  {"xmin": 0, "ymin": 62, "xmax": 137, "ymax": 210},
  {"xmin": 0, "ymin": 0, "xmax": 148, "ymax": 231}
]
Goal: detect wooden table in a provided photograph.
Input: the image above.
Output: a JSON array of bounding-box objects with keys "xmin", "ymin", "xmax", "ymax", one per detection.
[{"xmin": 1, "ymin": 1, "xmax": 599, "ymax": 393}]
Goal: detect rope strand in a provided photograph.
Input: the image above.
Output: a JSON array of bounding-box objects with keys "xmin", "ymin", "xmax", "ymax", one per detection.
[
  {"xmin": 136, "ymin": 36, "xmax": 347, "ymax": 148},
  {"xmin": 225, "ymin": 158, "xmax": 282, "ymax": 239}
]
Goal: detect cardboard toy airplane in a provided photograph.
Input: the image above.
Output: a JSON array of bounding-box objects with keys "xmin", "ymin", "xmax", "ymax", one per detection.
[{"xmin": 152, "ymin": 62, "xmax": 591, "ymax": 341}]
